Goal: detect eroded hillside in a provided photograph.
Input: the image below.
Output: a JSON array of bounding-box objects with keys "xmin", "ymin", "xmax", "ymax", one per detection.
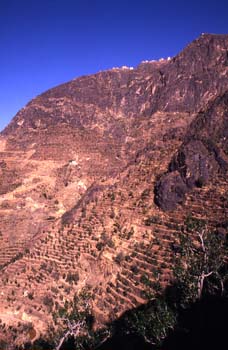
[{"xmin": 0, "ymin": 33, "xmax": 228, "ymax": 346}]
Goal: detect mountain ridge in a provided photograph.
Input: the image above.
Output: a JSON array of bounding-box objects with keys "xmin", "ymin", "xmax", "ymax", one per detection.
[{"xmin": 0, "ymin": 33, "xmax": 228, "ymax": 347}]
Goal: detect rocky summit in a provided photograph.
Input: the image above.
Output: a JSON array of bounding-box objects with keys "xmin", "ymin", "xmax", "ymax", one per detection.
[{"xmin": 0, "ymin": 33, "xmax": 228, "ymax": 347}]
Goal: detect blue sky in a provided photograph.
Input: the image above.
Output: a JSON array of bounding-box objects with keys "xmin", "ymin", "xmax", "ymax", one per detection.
[{"xmin": 1, "ymin": 0, "xmax": 228, "ymax": 131}]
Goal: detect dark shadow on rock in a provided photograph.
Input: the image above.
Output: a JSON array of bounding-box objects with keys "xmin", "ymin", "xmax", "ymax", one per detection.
[
  {"xmin": 154, "ymin": 171, "xmax": 188, "ymax": 211},
  {"xmin": 162, "ymin": 294, "xmax": 228, "ymax": 350},
  {"xmin": 59, "ymin": 336, "xmax": 76, "ymax": 350},
  {"xmin": 96, "ymin": 334, "xmax": 155, "ymax": 350},
  {"xmin": 154, "ymin": 90, "xmax": 228, "ymax": 211}
]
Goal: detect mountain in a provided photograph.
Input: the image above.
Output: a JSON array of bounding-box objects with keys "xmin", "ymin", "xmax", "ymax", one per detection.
[{"xmin": 0, "ymin": 33, "xmax": 228, "ymax": 347}]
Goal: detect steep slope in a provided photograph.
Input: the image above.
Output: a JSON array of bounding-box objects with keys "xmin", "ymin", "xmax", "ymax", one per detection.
[
  {"xmin": 155, "ymin": 90, "xmax": 228, "ymax": 210},
  {"xmin": 0, "ymin": 33, "xmax": 228, "ymax": 346}
]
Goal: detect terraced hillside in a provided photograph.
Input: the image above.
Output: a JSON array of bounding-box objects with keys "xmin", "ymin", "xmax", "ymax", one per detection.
[{"xmin": 0, "ymin": 33, "xmax": 228, "ymax": 347}]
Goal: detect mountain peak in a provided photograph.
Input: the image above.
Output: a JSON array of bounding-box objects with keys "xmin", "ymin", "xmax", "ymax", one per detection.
[{"xmin": 186, "ymin": 32, "xmax": 228, "ymax": 52}]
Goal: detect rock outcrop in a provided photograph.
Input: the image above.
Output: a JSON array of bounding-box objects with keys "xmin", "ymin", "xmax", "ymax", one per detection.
[{"xmin": 155, "ymin": 91, "xmax": 228, "ymax": 210}]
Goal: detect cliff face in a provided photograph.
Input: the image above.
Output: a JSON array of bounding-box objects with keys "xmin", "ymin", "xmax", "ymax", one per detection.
[
  {"xmin": 155, "ymin": 91, "xmax": 228, "ymax": 210},
  {"xmin": 0, "ymin": 34, "xmax": 228, "ymax": 346}
]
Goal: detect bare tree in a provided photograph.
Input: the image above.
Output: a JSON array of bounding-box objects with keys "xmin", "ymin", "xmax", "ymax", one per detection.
[
  {"xmin": 54, "ymin": 287, "xmax": 92, "ymax": 350},
  {"xmin": 173, "ymin": 215, "xmax": 228, "ymax": 304},
  {"xmin": 53, "ymin": 287, "xmax": 111, "ymax": 350},
  {"xmin": 56, "ymin": 319, "xmax": 86, "ymax": 350}
]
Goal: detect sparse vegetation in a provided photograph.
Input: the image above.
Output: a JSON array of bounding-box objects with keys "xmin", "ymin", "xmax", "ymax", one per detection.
[{"xmin": 144, "ymin": 215, "xmax": 161, "ymax": 226}]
